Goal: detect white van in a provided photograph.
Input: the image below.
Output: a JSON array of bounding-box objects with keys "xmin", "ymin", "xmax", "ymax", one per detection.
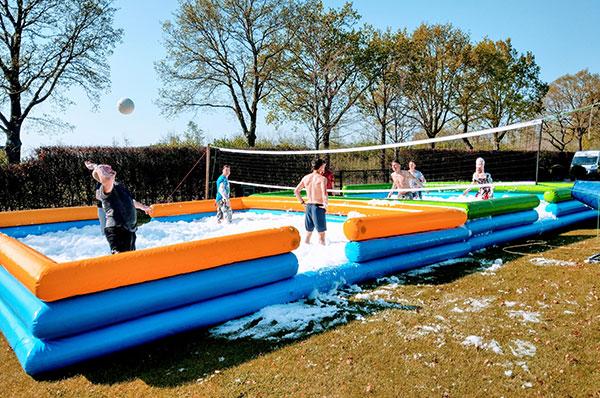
[{"xmin": 571, "ymin": 150, "xmax": 600, "ymax": 175}]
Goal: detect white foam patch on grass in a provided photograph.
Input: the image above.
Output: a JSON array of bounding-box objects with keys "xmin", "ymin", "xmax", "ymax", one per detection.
[
  {"xmin": 510, "ymin": 340, "xmax": 537, "ymax": 357},
  {"xmin": 18, "ymin": 211, "xmax": 349, "ymax": 274},
  {"xmin": 210, "ymin": 288, "xmax": 416, "ymax": 341},
  {"xmin": 415, "ymin": 324, "xmax": 444, "ymax": 336},
  {"xmin": 462, "ymin": 336, "xmax": 503, "ymax": 354},
  {"xmin": 508, "ymin": 310, "xmax": 541, "ymax": 323},
  {"xmin": 210, "ymin": 297, "xmax": 344, "ymax": 340},
  {"xmin": 529, "ymin": 257, "xmax": 577, "ymax": 267},
  {"xmin": 453, "ymin": 297, "xmax": 495, "ymax": 313},
  {"xmin": 481, "ymin": 258, "xmax": 503, "ymax": 274}
]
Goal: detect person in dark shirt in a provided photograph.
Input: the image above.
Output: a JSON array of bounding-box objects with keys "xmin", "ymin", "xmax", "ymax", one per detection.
[{"xmin": 90, "ymin": 163, "xmax": 151, "ymax": 254}]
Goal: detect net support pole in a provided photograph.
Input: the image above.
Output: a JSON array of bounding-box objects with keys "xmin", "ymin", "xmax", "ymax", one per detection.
[
  {"xmin": 588, "ymin": 103, "xmax": 596, "ymax": 140},
  {"xmin": 535, "ymin": 122, "xmax": 544, "ymax": 185},
  {"xmin": 204, "ymin": 144, "xmax": 211, "ymax": 200}
]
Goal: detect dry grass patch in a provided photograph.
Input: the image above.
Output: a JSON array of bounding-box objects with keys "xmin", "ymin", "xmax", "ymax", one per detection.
[{"xmin": 1, "ymin": 226, "xmax": 599, "ymax": 397}]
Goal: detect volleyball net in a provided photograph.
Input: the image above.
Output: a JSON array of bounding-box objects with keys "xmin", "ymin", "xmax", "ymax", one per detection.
[{"xmin": 208, "ymin": 119, "xmax": 544, "ymax": 198}]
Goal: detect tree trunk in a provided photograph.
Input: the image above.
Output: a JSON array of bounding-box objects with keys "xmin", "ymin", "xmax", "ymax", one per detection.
[
  {"xmin": 323, "ymin": 104, "xmax": 331, "ymax": 163},
  {"xmin": 247, "ymin": 114, "xmax": 257, "ymax": 147},
  {"xmin": 323, "ymin": 124, "xmax": 331, "ymax": 164},
  {"xmin": 494, "ymin": 132, "xmax": 501, "ymax": 151},
  {"xmin": 379, "ymin": 123, "xmax": 386, "ymax": 174},
  {"xmin": 461, "ymin": 122, "xmax": 473, "ymax": 150},
  {"xmin": 5, "ymin": 127, "xmax": 22, "ymax": 164},
  {"xmin": 5, "ymin": 87, "xmax": 23, "ymax": 163}
]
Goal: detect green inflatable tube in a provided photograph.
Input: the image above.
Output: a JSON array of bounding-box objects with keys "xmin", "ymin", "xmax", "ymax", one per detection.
[
  {"xmin": 543, "ymin": 188, "xmax": 572, "ymax": 203},
  {"xmin": 252, "ymin": 192, "xmax": 539, "ymax": 220},
  {"xmin": 466, "ymin": 195, "xmax": 540, "ymax": 219}
]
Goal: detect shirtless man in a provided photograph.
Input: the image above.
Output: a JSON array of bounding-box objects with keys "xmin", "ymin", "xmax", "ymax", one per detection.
[
  {"xmin": 387, "ymin": 160, "xmax": 414, "ymax": 199},
  {"xmin": 294, "ymin": 158, "xmax": 329, "ymax": 245}
]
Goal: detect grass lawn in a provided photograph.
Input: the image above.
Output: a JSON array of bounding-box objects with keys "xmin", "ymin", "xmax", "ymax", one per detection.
[{"xmin": 1, "ymin": 222, "xmax": 600, "ymax": 397}]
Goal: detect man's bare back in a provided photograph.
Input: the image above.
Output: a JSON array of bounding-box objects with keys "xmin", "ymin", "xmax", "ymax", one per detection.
[{"xmin": 299, "ymin": 172, "xmax": 328, "ymax": 205}]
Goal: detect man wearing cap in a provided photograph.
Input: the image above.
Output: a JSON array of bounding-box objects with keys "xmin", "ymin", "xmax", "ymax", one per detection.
[
  {"xmin": 89, "ymin": 163, "xmax": 151, "ymax": 254},
  {"xmin": 294, "ymin": 158, "xmax": 329, "ymax": 245}
]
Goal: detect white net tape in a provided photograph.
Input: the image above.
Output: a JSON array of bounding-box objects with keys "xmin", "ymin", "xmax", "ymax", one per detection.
[
  {"xmin": 229, "ymin": 179, "xmax": 536, "ymax": 194},
  {"xmin": 214, "ymin": 119, "xmax": 542, "ymax": 155}
]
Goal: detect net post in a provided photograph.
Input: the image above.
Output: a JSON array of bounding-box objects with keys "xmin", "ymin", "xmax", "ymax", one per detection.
[
  {"xmin": 535, "ymin": 122, "xmax": 544, "ymax": 185},
  {"xmin": 588, "ymin": 103, "xmax": 596, "ymax": 140},
  {"xmin": 204, "ymin": 144, "xmax": 211, "ymax": 200}
]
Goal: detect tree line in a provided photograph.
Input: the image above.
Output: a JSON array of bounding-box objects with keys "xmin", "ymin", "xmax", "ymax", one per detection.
[
  {"xmin": 156, "ymin": 0, "xmax": 599, "ymax": 159},
  {"xmin": 0, "ymin": 0, "xmax": 598, "ymax": 165}
]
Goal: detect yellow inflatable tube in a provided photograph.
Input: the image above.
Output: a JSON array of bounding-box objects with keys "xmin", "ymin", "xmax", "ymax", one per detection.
[{"xmin": 0, "ymin": 226, "xmax": 300, "ymax": 302}]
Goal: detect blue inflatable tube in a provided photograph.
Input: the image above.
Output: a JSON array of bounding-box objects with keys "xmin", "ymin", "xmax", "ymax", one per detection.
[
  {"xmin": 0, "ymin": 253, "xmax": 298, "ymax": 340},
  {"xmin": 545, "ymin": 200, "xmax": 589, "ymax": 217},
  {"xmin": 469, "ymin": 222, "xmax": 543, "ymax": 251},
  {"xmin": 345, "ymin": 227, "xmax": 469, "ymax": 262},
  {"xmin": 465, "ymin": 210, "xmax": 539, "ymax": 236},
  {"xmin": 0, "ymin": 241, "xmax": 471, "ymax": 375},
  {"xmin": 572, "ymin": 181, "xmax": 600, "ymax": 210},
  {"xmin": 468, "ymin": 209, "xmax": 598, "ymax": 252},
  {"xmin": 538, "ymin": 209, "xmax": 597, "ymax": 233}
]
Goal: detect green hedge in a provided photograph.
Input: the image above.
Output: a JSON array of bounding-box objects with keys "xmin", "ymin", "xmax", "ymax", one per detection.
[{"xmin": 0, "ymin": 146, "xmax": 208, "ymax": 211}]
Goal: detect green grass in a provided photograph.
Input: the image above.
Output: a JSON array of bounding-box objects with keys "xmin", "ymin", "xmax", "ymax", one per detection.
[{"xmin": 2, "ymin": 223, "xmax": 600, "ymax": 397}]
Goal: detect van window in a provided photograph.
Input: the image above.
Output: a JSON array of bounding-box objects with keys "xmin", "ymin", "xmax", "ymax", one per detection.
[{"xmin": 572, "ymin": 156, "xmax": 598, "ymax": 166}]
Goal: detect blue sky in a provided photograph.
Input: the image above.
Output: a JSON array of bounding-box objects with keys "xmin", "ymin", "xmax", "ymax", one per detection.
[{"xmin": 19, "ymin": 0, "xmax": 600, "ymax": 156}]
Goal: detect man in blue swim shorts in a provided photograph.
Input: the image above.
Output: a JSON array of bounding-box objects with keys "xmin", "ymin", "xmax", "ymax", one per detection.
[{"xmin": 294, "ymin": 158, "xmax": 329, "ymax": 245}]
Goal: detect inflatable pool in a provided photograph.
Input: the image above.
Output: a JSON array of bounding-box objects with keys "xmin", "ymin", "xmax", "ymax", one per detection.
[{"xmin": 0, "ymin": 189, "xmax": 596, "ymax": 375}]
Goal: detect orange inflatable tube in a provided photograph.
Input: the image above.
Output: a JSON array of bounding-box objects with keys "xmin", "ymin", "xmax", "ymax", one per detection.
[
  {"xmin": 149, "ymin": 198, "xmax": 245, "ymax": 218},
  {"xmin": 343, "ymin": 209, "xmax": 467, "ymax": 241},
  {"xmin": 0, "ymin": 195, "xmax": 466, "ymax": 301},
  {"xmin": 241, "ymin": 196, "xmax": 433, "ymax": 216},
  {"xmin": 242, "ymin": 196, "xmax": 467, "ymax": 240},
  {"xmin": 0, "ymin": 206, "xmax": 98, "ymax": 228},
  {"xmin": 0, "ymin": 226, "xmax": 300, "ymax": 302}
]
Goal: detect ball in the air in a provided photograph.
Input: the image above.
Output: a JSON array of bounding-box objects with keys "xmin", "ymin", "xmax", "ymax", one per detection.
[{"xmin": 117, "ymin": 98, "xmax": 135, "ymax": 115}]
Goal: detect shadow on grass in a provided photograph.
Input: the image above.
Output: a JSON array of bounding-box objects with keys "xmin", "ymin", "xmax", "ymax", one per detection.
[
  {"xmin": 36, "ymin": 299, "xmax": 422, "ymax": 386},
  {"xmin": 33, "ymin": 226, "xmax": 598, "ymax": 386}
]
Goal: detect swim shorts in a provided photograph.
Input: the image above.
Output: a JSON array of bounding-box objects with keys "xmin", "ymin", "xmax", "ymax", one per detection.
[{"xmin": 305, "ymin": 203, "xmax": 327, "ymax": 233}]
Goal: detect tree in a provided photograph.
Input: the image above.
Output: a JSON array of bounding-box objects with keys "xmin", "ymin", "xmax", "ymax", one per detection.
[
  {"xmin": 0, "ymin": 0, "xmax": 122, "ymax": 164},
  {"xmin": 478, "ymin": 39, "xmax": 548, "ymax": 150},
  {"xmin": 358, "ymin": 28, "xmax": 409, "ymax": 170},
  {"xmin": 403, "ymin": 23, "xmax": 471, "ymax": 148},
  {"xmin": 157, "ymin": 0, "xmax": 292, "ymax": 147},
  {"xmin": 451, "ymin": 39, "xmax": 497, "ymax": 150},
  {"xmin": 543, "ymin": 69, "xmax": 600, "ymax": 151},
  {"xmin": 159, "ymin": 120, "xmax": 205, "ymax": 146},
  {"xmin": 267, "ymin": 1, "xmax": 373, "ymax": 150}
]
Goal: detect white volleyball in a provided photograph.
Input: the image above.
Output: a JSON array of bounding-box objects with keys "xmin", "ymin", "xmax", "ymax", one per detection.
[{"xmin": 117, "ymin": 98, "xmax": 135, "ymax": 115}]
